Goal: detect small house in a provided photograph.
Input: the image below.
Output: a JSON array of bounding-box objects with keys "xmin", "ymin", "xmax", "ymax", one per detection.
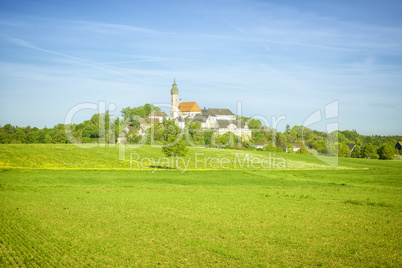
[
  {"xmin": 148, "ymin": 111, "xmax": 168, "ymax": 122},
  {"xmin": 255, "ymin": 142, "xmax": 268, "ymax": 149},
  {"xmin": 395, "ymin": 141, "xmax": 402, "ymax": 152},
  {"xmin": 175, "ymin": 117, "xmax": 186, "ymax": 129}
]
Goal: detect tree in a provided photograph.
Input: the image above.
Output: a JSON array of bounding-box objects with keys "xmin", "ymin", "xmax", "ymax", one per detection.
[
  {"xmin": 253, "ymin": 131, "xmax": 267, "ymax": 143},
  {"xmin": 52, "ymin": 130, "xmax": 68, "ymax": 144},
  {"xmin": 275, "ymin": 133, "xmax": 285, "ymax": 148},
  {"xmin": 204, "ymin": 129, "xmax": 214, "ymax": 146},
  {"xmin": 377, "ymin": 144, "xmax": 395, "ymax": 160},
  {"xmin": 143, "ymin": 103, "xmax": 153, "ymax": 116},
  {"xmin": 338, "ymin": 143, "xmax": 351, "ymax": 157},
  {"xmin": 114, "ymin": 117, "xmax": 120, "ymax": 142},
  {"xmin": 286, "ymin": 144, "xmax": 294, "ymax": 153},
  {"xmin": 105, "ymin": 111, "xmax": 110, "ymax": 130},
  {"xmin": 44, "ymin": 134, "xmax": 52, "ymax": 143},
  {"xmin": 264, "ymin": 143, "xmax": 277, "ymax": 152},
  {"xmin": 3, "ymin": 124, "xmax": 14, "ymax": 135},
  {"xmin": 285, "ymin": 124, "xmax": 291, "ymax": 134},
  {"xmin": 337, "ymin": 132, "xmax": 351, "ymax": 144},
  {"xmin": 0, "ymin": 133, "xmax": 10, "ymax": 144},
  {"xmin": 363, "ymin": 143, "xmax": 379, "ymax": 159},
  {"xmin": 217, "ymin": 132, "xmax": 239, "ymax": 148},
  {"xmin": 162, "ymin": 136, "xmax": 188, "ymax": 169},
  {"xmin": 121, "ymin": 107, "xmax": 133, "ymax": 121},
  {"xmin": 26, "ymin": 131, "xmax": 40, "ymax": 143},
  {"xmin": 351, "ymin": 145, "xmax": 362, "ymax": 158},
  {"xmin": 135, "ymin": 106, "xmax": 145, "ymax": 118},
  {"xmin": 12, "ymin": 129, "xmax": 26, "ymax": 143},
  {"xmin": 297, "ymin": 146, "xmax": 309, "ymax": 155},
  {"xmin": 247, "ymin": 118, "xmax": 262, "ymax": 130},
  {"xmin": 192, "ymin": 131, "xmax": 205, "ymax": 145},
  {"xmin": 326, "ymin": 143, "xmax": 338, "ymax": 156}
]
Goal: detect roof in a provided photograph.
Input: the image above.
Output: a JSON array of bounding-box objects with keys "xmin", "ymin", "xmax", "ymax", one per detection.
[
  {"xmin": 140, "ymin": 118, "xmax": 161, "ymax": 124},
  {"xmin": 179, "ymin": 102, "xmax": 201, "ymax": 112},
  {"xmin": 192, "ymin": 115, "xmax": 208, "ymax": 123},
  {"xmin": 171, "ymin": 79, "xmax": 179, "ymax": 94},
  {"xmin": 149, "ymin": 111, "xmax": 168, "ymax": 117},
  {"xmin": 396, "ymin": 141, "xmax": 402, "ymax": 149},
  {"xmin": 283, "ymin": 143, "xmax": 302, "ymax": 148},
  {"xmin": 175, "ymin": 117, "xmax": 186, "ymax": 122},
  {"xmin": 346, "ymin": 143, "xmax": 356, "ymax": 151},
  {"xmin": 216, "ymin": 119, "xmax": 244, "ymax": 129},
  {"xmin": 255, "ymin": 142, "xmax": 269, "ymax": 146},
  {"xmin": 202, "ymin": 108, "xmax": 235, "ymax": 116},
  {"xmin": 126, "ymin": 126, "xmax": 141, "ymax": 132}
]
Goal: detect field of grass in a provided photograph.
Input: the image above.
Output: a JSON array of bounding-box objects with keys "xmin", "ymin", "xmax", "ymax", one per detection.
[
  {"xmin": 0, "ymin": 144, "xmax": 339, "ymax": 171},
  {"xmin": 0, "ymin": 144, "xmax": 401, "ymax": 266}
]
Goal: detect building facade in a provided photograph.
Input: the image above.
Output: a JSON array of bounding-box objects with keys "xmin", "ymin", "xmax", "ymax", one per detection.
[
  {"xmin": 170, "ymin": 79, "xmax": 179, "ymax": 119},
  {"xmin": 170, "ymin": 79, "xmax": 251, "ymax": 138}
]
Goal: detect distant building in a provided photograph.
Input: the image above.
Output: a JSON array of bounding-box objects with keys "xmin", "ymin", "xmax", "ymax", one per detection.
[
  {"xmin": 124, "ymin": 125, "xmax": 145, "ymax": 136},
  {"xmin": 255, "ymin": 142, "xmax": 268, "ymax": 149},
  {"xmin": 178, "ymin": 102, "xmax": 202, "ymax": 118},
  {"xmin": 169, "ymin": 79, "xmax": 251, "ymax": 138},
  {"xmin": 149, "ymin": 111, "xmax": 168, "ymax": 123},
  {"xmin": 346, "ymin": 143, "xmax": 356, "ymax": 152},
  {"xmin": 170, "ymin": 79, "xmax": 179, "ymax": 119},
  {"xmin": 118, "ymin": 125, "xmax": 145, "ymax": 144},
  {"xmin": 175, "ymin": 117, "xmax": 186, "ymax": 129},
  {"xmin": 395, "ymin": 141, "xmax": 402, "ymax": 152},
  {"xmin": 216, "ymin": 119, "xmax": 251, "ymax": 137},
  {"xmin": 192, "ymin": 114, "xmax": 208, "ymax": 128},
  {"xmin": 282, "ymin": 143, "xmax": 302, "ymax": 152}
]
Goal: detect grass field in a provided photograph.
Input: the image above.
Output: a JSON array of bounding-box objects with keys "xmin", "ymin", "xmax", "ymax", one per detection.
[
  {"xmin": 0, "ymin": 144, "xmax": 339, "ymax": 170},
  {"xmin": 0, "ymin": 144, "xmax": 401, "ymax": 266}
]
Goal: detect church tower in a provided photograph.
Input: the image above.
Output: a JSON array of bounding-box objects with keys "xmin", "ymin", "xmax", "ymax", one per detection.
[{"xmin": 170, "ymin": 79, "xmax": 179, "ymax": 119}]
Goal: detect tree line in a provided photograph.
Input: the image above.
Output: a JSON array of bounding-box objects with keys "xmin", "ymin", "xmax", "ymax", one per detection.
[{"xmin": 1, "ymin": 105, "xmax": 400, "ymax": 160}]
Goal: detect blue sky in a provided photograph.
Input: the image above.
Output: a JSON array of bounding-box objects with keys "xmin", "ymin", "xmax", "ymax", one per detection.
[{"xmin": 0, "ymin": 0, "xmax": 401, "ymax": 135}]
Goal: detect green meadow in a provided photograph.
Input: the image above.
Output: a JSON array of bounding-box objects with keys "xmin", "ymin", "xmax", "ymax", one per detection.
[{"xmin": 0, "ymin": 144, "xmax": 401, "ymax": 266}]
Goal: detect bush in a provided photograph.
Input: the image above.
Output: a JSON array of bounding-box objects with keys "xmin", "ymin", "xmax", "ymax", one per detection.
[
  {"xmin": 363, "ymin": 143, "xmax": 379, "ymax": 159},
  {"xmin": 338, "ymin": 143, "xmax": 351, "ymax": 157},
  {"xmin": 377, "ymin": 144, "xmax": 395, "ymax": 160},
  {"xmin": 308, "ymin": 148, "xmax": 318, "ymax": 156},
  {"xmin": 297, "ymin": 146, "xmax": 309, "ymax": 155},
  {"xmin": 351, "ymin": 145, "xmax": 362, "ymax": 158},
  {"xmin": 286, "ymin": 144, "xmax": 294, "ymax": 153}
]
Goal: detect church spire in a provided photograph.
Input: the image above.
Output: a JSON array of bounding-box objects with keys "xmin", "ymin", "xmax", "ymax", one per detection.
[
  {"xmin": 170, "ymin": 79, "xmax": 179, "ymax": 119},
  {"xmin": 171, "ymin": 78, "xmax": 179, "ymax": 94}
]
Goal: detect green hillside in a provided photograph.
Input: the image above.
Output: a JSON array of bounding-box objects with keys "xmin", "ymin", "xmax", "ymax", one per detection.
[
  {"xmin": 0, "ymin": 144, "xmax": 401, "ymax": 266},
  {"xmin": 0, "ymin": 144, "xmax": 344, "ymax": 171}
]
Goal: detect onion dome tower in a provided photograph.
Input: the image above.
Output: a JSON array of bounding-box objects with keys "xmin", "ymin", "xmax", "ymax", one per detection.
[{"xmin": 170, "ymin": 79, "xmax": 179, "ymax": 119}]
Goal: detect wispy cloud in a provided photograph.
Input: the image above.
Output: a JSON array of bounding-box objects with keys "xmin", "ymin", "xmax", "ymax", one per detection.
[
  {"xmin": 70, "ymin": 21, "xmax": 158, "ymax": 35},
  {"xmin": 1, "ymin": 34, "xmax": 157, "ymax": 82},
  {"xmin": 230, "ymin": 4, "xmax": 402, "ymax": 56},
  {"xmin": 0, "ymin": 0, "xmax": 401, "ymax": 134},
  {"xmin": 1, "ymin": 34, "xmax": 87, "ymax": 61}
]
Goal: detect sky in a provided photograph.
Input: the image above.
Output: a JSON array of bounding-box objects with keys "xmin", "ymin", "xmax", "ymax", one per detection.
[{"xmin": 0, "ymin": 0, "xmax": 401, "ymax": 135}]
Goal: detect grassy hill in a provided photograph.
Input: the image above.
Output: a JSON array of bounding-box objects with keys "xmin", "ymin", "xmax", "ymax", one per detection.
[
  {"xmin": 0, "ymin": 144, "xmax": 401, "ymax": 266},
  {"xmin": 1, "ymin": 144, "xmax": 400, "ymax": 171},
  {"xmin": 0, "ymin": 144, "xmax": 352, "ymax": 170}
]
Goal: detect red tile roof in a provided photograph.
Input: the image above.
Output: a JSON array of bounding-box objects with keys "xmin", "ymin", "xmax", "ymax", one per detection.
[{"xmin": 178, "ymin": 102, "xmax": 201, "ymax": 112}]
